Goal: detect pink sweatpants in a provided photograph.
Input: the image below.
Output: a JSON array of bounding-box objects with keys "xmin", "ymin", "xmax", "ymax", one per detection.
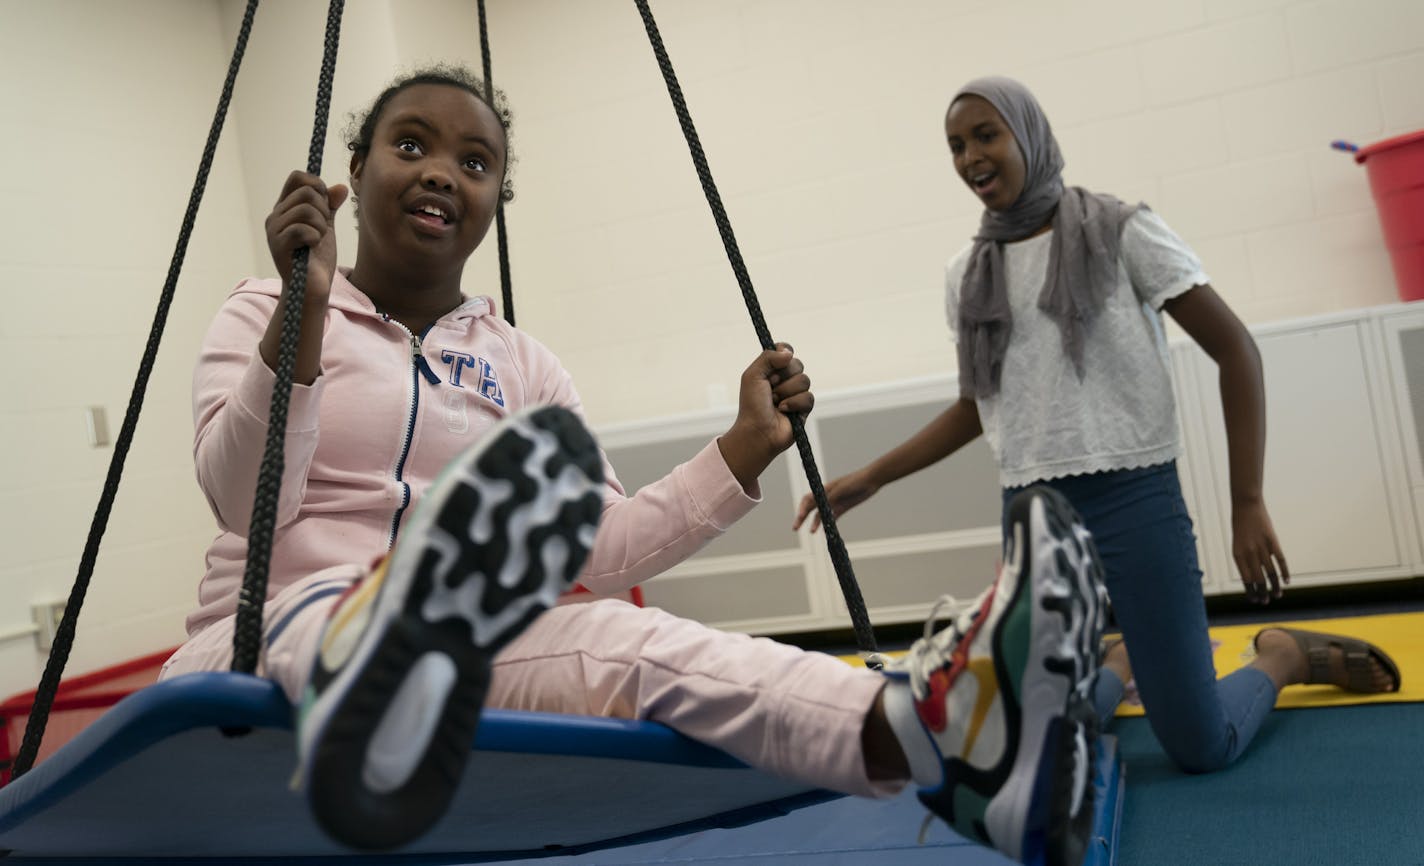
[{"xmin": 160, "ymin": 568, "xmax": 899, "ymax": 799}]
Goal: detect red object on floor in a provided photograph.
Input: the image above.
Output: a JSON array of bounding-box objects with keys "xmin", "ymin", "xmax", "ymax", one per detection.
[
  {"xmin": 1357, "ymin": 129, "xmax": 1424, "ymax": 303},
  {"xmin": 0, "ymin": 647, "xmax": 176, "ymax": 786}
]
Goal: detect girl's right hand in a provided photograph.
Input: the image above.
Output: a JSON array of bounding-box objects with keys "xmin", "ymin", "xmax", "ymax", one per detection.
[
  {"xmin": 264, "ymin": 171, "xmax": 349, "ymax": 301},
  {"xmin": 792, "ymin": 469, "xmax": 880, "ymax": 534}
]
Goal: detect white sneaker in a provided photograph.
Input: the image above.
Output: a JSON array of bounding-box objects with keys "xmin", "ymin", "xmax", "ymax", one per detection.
[
  {"xmin": 295, "ymin": 405, "xmax": 605, "ymax": 850},
  {"xmin": 899, "ymin": 485, "xmax": 1106, "ymax": 866}
]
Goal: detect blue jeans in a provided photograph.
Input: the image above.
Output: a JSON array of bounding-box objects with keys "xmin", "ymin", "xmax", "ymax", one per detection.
[{"xmin": 1003, "ymin": 462, "xmax": 1277, "ymax": 773}]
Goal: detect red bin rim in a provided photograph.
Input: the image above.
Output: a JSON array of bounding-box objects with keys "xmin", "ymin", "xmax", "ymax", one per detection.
[{"xmin": 1355, "ymin": 129, "xmax": 1424, "ymax": 164}]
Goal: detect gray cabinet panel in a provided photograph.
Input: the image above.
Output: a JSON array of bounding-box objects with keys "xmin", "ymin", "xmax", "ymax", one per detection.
[
  {"xmin": 1399, "ymin": 326, "xmax": 1424, "ymax": 469},
  {"xmin": 816, "ymin": 403, "xmax": 1001, "ymax": 539},
  {"xmin": 852, "ymin": 545, "xmax": 1002, "ymax": 613},
  {"xmin": 640, "ymin": 566, "xmax": 811, "ymax": 623},
  {"xmin": 604, "ymin": 437, "xmax": 799, "ymax": 557}
]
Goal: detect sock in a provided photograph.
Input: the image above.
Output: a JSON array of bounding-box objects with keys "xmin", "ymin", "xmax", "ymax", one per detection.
[{"xmin": 881, "ymin": 675, "xmax": 944, "ymax": 787}]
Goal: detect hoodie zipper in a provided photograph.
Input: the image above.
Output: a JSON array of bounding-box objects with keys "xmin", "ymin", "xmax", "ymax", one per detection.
[{"xmin": 384, "ymin": 317, "xmax": 442, "ymax": 549}]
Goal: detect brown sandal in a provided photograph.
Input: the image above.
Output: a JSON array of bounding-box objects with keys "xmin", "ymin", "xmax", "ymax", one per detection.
[{"xmin": 1256, "ymin": 627, "xmax": 1402, "ymax": 693}]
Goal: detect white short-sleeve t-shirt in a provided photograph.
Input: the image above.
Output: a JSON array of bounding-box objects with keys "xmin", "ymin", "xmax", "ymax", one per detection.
[{"xmin": 944, "ymin": 209, "xmax": 1209, "ymax": 487}]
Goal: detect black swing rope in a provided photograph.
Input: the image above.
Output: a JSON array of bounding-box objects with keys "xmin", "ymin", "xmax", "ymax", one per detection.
[
  {"xmin": 631, "ymin": 0, "xmax": 883, "ymax": 668},
  {"xmin": 10, "ymin": 0, "xmax": 264, "ymax": 781},
  {"xmin": 477, "ymin": 0, "xmax": 516, "ymax": 327},
  {"xmin": 232, "ymin": 0, "xmax": 346, "ymax": 676}
]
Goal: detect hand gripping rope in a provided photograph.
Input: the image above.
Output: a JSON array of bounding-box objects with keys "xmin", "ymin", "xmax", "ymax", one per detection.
[{"xmin": 230, "ymin": 0, "xmax": 346, "ymax": 679}]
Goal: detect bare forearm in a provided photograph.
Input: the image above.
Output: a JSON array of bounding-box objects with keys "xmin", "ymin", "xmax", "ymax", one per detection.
[
  {"xmin": 1216, "ymin": 339, "xmax": 1266, "ymax": 506},
  {"xmin": 866, "ymin": 398, "xmax": 982, "ymax": 487},
  {"xmin": 1163, "ymin": 285, "xmax": 1267, "ymax": 506},
  {"xmin": 717, "ymin": 424, "xmax": 775, "ymax": 492}
]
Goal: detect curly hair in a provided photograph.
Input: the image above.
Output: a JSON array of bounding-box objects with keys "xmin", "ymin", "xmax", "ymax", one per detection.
[{"xmin": 344, "ymin": 63, "xmax": 516, "ymax": 204}]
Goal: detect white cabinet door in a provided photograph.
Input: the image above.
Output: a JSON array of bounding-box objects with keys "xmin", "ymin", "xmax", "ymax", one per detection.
[{"xmin": 1186, "ymin": 323, "xmax": 1412, "ymax": 588}]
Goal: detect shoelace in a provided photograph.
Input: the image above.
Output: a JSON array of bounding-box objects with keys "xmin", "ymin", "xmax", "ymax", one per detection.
[
  {"xmin": 896, "ymin": 591, "xmax": 986, "ymax": 700},
  {"xmin": 918, "ymin": 812, "xmax": 936, "ymax": 845},
  {"xmin": 903, "ymin": 589, "xmax": 994, "ymax": 847}
]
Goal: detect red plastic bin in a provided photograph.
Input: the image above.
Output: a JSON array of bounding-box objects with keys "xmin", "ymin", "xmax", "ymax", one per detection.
[{"xmin": 1357, "ymin": 129, "xmax": 1424, "ymax": 303}]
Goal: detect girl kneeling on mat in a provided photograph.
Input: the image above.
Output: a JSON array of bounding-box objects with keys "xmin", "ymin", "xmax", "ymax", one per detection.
[{"xmin": 798, "ymin": 75, "xmax": 1401, "ymax": 777}]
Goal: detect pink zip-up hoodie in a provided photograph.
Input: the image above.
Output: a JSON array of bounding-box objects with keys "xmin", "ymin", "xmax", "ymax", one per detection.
[{"xmin": 186, "ymin": 271, "xmax": 757, "ymax": 637}]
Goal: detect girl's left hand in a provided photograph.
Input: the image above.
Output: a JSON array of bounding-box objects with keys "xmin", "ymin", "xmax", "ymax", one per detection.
[
  {"xmin": 717, "ymin": 343, "xmax": 813, "ymax": 490},
  {"xmin": 1231, "ymin": 499, "xmax": 1289, "ymax": 604}
]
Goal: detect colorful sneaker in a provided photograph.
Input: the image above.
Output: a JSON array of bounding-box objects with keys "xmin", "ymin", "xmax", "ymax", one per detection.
[
  {"xmin": 899, "ymin": 485, "xmax": 1106, "ymax": 866},
  {"xmin": 296, "ymin": 405, "xmax": 605, "ymax": 850}
]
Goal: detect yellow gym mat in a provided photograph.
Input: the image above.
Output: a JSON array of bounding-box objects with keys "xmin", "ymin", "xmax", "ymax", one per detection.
[
  {"xmin": 836, "ymin": 611, "xmax": 1423, "ymax": 717},
  {"xmin": 1111, "ymin": 611, "xmax": 1423, "ymax": 716}
]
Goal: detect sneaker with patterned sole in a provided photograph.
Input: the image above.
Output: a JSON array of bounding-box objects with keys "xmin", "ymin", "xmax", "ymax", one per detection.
[
  {"xmin": 898, "ymin": 485, "xmax": 1107, "ymax": 866},
  {"xmin": 296, "ymin": 405, "xmax": 606, "ymax": 851}
]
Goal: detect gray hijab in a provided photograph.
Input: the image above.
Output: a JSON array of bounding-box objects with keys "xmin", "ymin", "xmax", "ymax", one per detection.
[{"xmin": 953, "ymin": 76, "xmax": 1140, "ymax": 399}]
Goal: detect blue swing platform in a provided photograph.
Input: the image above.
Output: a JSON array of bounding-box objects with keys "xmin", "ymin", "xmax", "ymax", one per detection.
[{"xmin": 0, "ymin": 673, "xmax": 1124, "ymax": 864}]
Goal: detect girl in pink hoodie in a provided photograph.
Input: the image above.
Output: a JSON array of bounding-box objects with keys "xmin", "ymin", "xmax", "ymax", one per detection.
[{"xmin": 160, "ymin": 65, "xmax": 1106, "ymax": 865}]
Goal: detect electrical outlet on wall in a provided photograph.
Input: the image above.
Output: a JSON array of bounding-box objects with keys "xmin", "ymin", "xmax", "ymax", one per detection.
[
  {"xmin": 31, "ymin": 600, "xmax": 65, "ymax": 652},
  {"xmin": 85, "ymin": 406, "xmax": 110, "ymax": 448}
]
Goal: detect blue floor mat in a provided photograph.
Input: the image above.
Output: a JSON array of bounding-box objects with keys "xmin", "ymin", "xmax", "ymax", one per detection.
[{"xmin": 1115, "ymin": 703, "xmax": 1424, "ymax": 866}]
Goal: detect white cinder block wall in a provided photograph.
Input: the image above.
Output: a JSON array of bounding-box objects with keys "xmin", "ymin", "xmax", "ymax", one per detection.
[
  {"xmin": 2, "ymin": 0, "xmax": 1422, "ymax": 697},
  {"xmin": 484, "ymin": 0, "xmax": 1424, "ymax": 419},
  {"xmin": 0, "ymin": 0, "xmax": 264, "ymax": 698}
]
